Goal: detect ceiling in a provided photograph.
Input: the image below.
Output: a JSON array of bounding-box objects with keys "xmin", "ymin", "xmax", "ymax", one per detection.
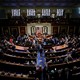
[{"xmin": 0, "ymin": 0, "xmax": 80, "ymax": 7}]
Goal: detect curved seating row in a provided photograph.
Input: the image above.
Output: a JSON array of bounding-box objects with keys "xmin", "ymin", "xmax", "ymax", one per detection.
[
  {"xmin": 48, "ymin": 66, "xmax": 80, "ymax": 80},
  {"xmin": 0, "ymin": 47, "xmax": 36, "ymax": 80},
  {"xmin": 0, "ymin": 71, "xmax": 35, "ymax": 80},
  {"xmin": 6, "ymin": 49, "xmax": 37, "ymax": 58},
  {"xmin": 0, "ymin": 44, "xmax": 80, "ymax": 80}
]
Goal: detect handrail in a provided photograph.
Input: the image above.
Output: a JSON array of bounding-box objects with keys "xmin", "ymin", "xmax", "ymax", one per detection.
[
  {"xmin": 46, "ymin": 54, "xmax": 67, "ymax": 59},
  {"xmin": 7, "ymin": 49, "xmax": 37, "ymax": 54},
  {"xmin": 3, "ymin": 53, "xmax": 36, "ymax": 60},
  {"xmin": 0, "ymin": 60, "xmax": 35, "ymax": 68},
  {"xmin": 48, "ymin": 58, "xmax": 80, "ymax": 67},
  {"xmin": 0, "ymin": 72, "xmax": 35, "ymax": 80}
]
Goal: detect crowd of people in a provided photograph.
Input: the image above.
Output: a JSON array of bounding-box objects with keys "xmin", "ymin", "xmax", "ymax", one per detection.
[
  {"xmin": 0, "ymin": 33, "xmax": 80, "ymax": 52},
  {"xmin": 0, "ymin": 33, "xmax": 80, "ymax": 80}
]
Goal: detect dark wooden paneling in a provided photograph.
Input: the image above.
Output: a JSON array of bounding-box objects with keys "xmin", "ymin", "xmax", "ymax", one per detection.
[
  {"xmin": 53, "ymin": 27, "xmax": 58, "ymax": 34},
  {"xmin": 10, "ymin": 27, "xmax": 19, "ymax": 37},
  {"xmin": 20, "ymin": 27, "xmax": 25, "ymax": 35}
]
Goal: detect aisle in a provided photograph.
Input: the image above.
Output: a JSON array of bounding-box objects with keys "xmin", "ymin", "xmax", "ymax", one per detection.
[
  {"xmin": 37, "ymin": 50, "xmax": 46, "ymax": 69},
  {"xmin": 36, "ymin": 49, "xmax": 47, "ymax": 80}
]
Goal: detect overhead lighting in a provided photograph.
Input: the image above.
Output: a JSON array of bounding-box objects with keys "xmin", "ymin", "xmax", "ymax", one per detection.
[{"xmin": 78, "ymin": 7, "xmax": 80, "ymax": 14}]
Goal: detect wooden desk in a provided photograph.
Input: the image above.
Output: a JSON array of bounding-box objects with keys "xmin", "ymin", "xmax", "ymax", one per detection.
[
  {"xmin": 52, "ymin": 44, "xmax": 68, "ymax": 50},
  {"xmin": 15, "ymin": 45, "xmax": 29, "ymax": 51}
]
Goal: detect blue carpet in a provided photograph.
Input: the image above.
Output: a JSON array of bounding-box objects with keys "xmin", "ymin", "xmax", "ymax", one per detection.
[{"xmin": 36, "ymin": 50, "xmax": 46, "ymax": 69}]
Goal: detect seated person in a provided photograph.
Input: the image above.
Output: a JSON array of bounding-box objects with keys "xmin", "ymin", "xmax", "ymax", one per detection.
[
  {"xmin": 71, "ymin": 48, "xmax": 77, "ymax": 59},
  {"xmin": 9, "ymin": 45, "xmax": 15, "ymax": 50},
  {"xmin": 64, "ymin": 53, "xmax": 73, "ymax": 63},
  {"xmin": 26, "ymin": 49, "xmax": 30, "ymax": 53}
]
